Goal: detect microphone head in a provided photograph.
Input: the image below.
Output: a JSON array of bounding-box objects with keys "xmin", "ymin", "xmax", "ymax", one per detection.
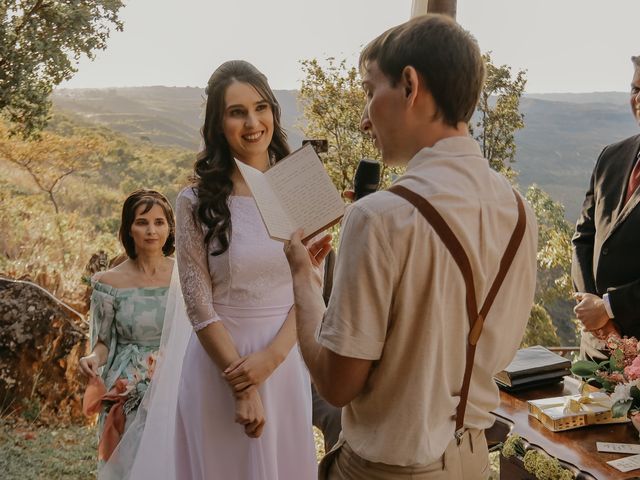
[{"xmin": 353, "ymin": 158, "xmax": 381, "ymax": 200}]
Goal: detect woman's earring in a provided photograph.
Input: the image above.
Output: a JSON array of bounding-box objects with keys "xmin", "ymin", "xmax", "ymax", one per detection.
[{"xmin": 268, "ymin": 151, "xmax": 276, "ymax": 167}]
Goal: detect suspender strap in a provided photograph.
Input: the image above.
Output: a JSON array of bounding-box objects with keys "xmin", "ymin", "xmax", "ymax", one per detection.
[{"xmin": 388, "ymin": 185, "xmax": 527, "ymax": 442}]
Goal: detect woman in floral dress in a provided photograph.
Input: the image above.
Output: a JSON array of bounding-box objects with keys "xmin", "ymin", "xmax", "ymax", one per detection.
[{"xmin": 78, "ymin": 189, "xmax": 175, "ymax": 466}]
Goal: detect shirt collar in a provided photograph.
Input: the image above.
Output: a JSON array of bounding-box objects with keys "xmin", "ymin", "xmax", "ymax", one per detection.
[{"xmin": 406, "ymin": 136, "xmax": 483, "ymax": 171}]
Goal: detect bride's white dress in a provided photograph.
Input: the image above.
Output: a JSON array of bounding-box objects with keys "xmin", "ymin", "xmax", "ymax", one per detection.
[{"xmin": 173, "ymin": 188, "xmax": 317, "ymax": 479}]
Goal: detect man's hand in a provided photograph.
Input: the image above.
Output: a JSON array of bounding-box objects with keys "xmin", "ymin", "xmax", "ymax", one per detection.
[
  {"xmin": 283, "ymin": 229, "xmax": 332, "ymax": 281},
  {"xmin": 223, "ymin": 350, "xmax": 281, "ymax": 393},
  {"xmin": 574, "ymin": 292, "xmax": 610, "ymax": 332},
  {"xmin": 234, "ymin": 387, "xmax": 266, "ymax": 438}
]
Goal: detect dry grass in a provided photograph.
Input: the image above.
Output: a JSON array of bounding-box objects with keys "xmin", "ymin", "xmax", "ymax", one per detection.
[{"xmin": 0, "ymin": 418, "xmax": 97, "ymax": 479}]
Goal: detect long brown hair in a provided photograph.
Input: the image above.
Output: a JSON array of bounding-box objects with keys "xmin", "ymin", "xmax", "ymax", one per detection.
[{"xmin": 193, "ymin": 60, "xmax": 289, "ymax": 255}]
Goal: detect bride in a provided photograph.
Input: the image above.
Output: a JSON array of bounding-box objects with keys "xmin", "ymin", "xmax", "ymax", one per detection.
[{"xmin": 101, "ymin": 60, "xmax": 317, "ymax": 480}]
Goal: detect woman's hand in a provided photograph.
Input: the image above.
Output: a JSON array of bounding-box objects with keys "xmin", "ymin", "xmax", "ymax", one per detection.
[
  {"xmin": 223, "ymin": 349, "xmax": 283, "ymax": 392},
  {"xmin": 234, "ymin": 387, "xmax": 266, "ymax": 438},
  {"xmin": 79, "ymin": 352, "xmax": 100, "ymax": 378}
]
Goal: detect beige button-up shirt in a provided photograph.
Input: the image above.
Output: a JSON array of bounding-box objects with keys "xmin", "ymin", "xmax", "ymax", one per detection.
[{"xmin": 317, "ymin": 136, "xmax": 538, "ymax": 466}]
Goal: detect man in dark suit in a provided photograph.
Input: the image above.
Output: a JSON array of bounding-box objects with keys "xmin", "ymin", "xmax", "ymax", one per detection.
[{"xmin": 572, "ymin": 55, "xmax": 640, "ymax": 351}]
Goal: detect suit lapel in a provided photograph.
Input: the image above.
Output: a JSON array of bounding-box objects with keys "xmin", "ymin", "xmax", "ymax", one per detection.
[{"xmin": 608, "ymin": 136, "xmax": 640, "ymax": 239}]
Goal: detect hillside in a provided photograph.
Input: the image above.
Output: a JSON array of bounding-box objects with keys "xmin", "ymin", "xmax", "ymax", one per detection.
[
  {"xmin": 52, "ymin": 87, "xmax": 304, "ymax": 152},
  {"xmin": 515, "ymin": 95, "xmax": 637, "ymax": 222},
  {"xmin": 53, "ymin": 87, "xmax": 638, "ymax": 222}
]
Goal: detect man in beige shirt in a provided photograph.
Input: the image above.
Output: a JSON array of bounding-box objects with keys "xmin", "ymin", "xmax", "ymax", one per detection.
[{"xmin": 285, "ymin": 15, "xmax": 537, "ymax": 479}]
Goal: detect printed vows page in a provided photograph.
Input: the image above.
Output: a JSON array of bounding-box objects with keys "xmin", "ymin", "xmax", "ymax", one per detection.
[
  {"xmin": 266, "ymin": 144, "xmax": 344, "ymax": 240},
  {"xmin": 235, "ymin": 159, "xmax": 294, "ymax": 239}
]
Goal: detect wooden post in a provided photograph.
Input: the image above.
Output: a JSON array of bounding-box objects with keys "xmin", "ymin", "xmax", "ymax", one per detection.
[{"xmin": 411, "ymin": 0, "xmax": 457, "ymax": 20}]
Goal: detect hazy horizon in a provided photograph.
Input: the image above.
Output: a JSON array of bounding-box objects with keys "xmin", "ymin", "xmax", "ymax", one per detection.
[{"xmin": 60, "ymin": 0, "xmax": 639, "ymax": 95}]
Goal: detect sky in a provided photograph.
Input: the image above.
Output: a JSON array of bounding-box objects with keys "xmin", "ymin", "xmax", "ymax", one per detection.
[{"xmin": 61, "ymin": 0, "xmax": 639, "ymax": 94}]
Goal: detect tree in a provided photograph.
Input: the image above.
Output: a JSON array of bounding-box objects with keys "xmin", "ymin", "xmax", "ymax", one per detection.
[
  {"xmin": 472, "ymin": 53, "xmax": 527, "ymax": 180},
  {"xmin": 0, "ymin": 122, "xmax": 110, "ymax": 265},
  {"xmin": 0, "ymin": 0, "xmax": 124, "ymax": 136},
  {"xmin": 526, "ymin": 184, "xmax": 577, "ymax": 344},
  {"xmin": 474, "ymin": 55, "xmax": 574, "ymax": 345},
  {"xmin": 298, "ymin": 58, "xmax": 381, "ymax": 193},
  {"xmin": 0, "ymin": 123, "xmax": 109, "ymax": 214}
]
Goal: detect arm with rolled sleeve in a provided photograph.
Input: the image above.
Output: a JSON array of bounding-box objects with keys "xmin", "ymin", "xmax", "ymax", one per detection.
[
  {"xmin": 318, "ymin": 203, "xmax": 395, "ymax": 360},
  {"xmin": 290, "ymin": 202, "xmax": 395, "ymax": 407}
]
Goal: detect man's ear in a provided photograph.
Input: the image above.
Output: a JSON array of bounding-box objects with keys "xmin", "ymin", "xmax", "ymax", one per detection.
[{"xmin": 401, "ymin": 66, "xmax": 420, "ymax": 105}]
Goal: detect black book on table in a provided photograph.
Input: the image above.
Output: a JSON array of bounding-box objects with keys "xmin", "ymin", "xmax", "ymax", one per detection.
[
  {"xmin": 495, "ymin": 368, "xmax": 571, "ymax": 389},
  {"xmin": 495, "ymin": 374, "xmax": 568, "ymax": 392},
  {"xmin": 494, "ymin": 345, "xmax": 572, "ymax": 387}
]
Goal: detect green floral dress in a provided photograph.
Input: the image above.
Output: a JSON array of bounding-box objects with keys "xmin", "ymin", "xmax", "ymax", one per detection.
[{"xmin": 90, "ymin": 281, "xmax": 168, "ymax": 434}]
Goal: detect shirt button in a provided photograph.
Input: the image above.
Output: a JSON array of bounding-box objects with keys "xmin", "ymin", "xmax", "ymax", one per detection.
[{"xmin": 602, "ymin": 248, "xmax": 609, "ymax": 256}]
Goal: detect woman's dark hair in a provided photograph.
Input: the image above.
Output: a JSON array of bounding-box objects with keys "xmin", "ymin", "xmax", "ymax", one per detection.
[
  {"xmin": 193, "ymin": 60, "xmax": 289, "ymax": 255},
  {"xmin": 118, "ymin": 189, "xmax": 176, "ymax": 259}
]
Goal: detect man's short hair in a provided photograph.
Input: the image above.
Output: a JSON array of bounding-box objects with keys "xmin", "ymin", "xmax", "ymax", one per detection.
[
  {"xmin": 359, "ymin": 14, "xmax": 485, "ymax": 127},
  {"xmin": 633, "ymin": 55, "xmax": 640, "ymax": 69}
]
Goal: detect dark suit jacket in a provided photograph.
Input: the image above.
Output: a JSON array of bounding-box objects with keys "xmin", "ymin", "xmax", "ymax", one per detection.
[{"xmin": 572, "ymin": 133, "xmax": 640, "ymax": 337}]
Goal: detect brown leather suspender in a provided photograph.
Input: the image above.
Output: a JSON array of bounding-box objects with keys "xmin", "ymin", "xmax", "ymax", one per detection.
[{"xmin": 388, "ymin": 185, "xmax": 527, "ymax": 443}]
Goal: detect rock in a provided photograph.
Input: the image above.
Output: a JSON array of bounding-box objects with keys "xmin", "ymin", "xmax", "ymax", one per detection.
[{"xmin": 0, "ymin": 277, "xmax": 89, "ymax": 424}]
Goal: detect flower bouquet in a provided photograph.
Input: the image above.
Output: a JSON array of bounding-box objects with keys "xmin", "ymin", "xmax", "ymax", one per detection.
[{"xmin": 571, "ymin": 335, "xmax": 640, "ymax": 427}]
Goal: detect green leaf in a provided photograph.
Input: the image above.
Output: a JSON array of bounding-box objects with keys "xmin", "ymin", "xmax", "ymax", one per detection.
[
  {"xmin": 612, "ymin": 399, "xmax": 633, "ymax": 418},
  {"xmin": 571, "ymin": 360, "xmax": 599, "ymax": 377}
]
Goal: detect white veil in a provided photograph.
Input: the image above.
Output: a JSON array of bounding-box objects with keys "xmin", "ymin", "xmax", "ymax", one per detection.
[{"xmin": 99, "ymin": 263, "xmax": 190, "ymax": 480}]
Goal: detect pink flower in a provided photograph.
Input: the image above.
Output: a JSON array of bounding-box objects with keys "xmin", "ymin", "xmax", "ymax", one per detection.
[
  {"xmin": 597, "ymin": 370, "xmax": 625, "ymax": 384},
  {"xmin": 625, "ymin": 356, "xmax": 640, "ymax": 381}
]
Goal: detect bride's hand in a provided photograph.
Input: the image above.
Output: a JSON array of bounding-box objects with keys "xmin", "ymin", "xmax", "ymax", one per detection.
[
  {"xmin": 79, "ymin": 352, "xmax": 100, "ymax": 378},
  {"xmin": 234, "ymin": 387, "xmax": 266, "ymax": 438},
  {"xmin": 223, "ymin": 349, "xmax": 282, "ymax": 392}
]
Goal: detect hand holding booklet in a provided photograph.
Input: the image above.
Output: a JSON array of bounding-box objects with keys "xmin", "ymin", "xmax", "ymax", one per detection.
[{"xmin": 235, "ymin": 144, "xmax": 345, "ymax": 241}]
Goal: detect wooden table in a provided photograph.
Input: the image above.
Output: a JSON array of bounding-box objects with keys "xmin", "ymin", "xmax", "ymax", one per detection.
[{"xmin": 491, "ymin": 379, "xmax": 640, "ymax": 479}]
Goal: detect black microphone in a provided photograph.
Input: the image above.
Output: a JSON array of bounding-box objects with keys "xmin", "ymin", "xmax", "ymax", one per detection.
[{"xmin": 353, "ymin": 158, "xmax": 381, "ymax": 200}]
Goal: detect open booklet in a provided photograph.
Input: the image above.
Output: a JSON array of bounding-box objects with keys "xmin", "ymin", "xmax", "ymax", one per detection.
[{"xmin": 235, "ymin": 144, "xmax": 345, "ymax": 242}]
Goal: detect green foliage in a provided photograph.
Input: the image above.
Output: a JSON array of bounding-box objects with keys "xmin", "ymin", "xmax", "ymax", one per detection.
[
  {"xmin": 0, "ymin": 111, "xmax": 194, "ymax": 298},
  {"xmin": 525, "ymin": 184, "xmax": 577, "ymax": 345},
  {"xmin": 503, "ymin": 435, "xmax": 574, "ymax": 479},
  {"xmin": 472, "ymin": 52, "xmax": 527, "ymax": 180},
  {"xmin": 612, "ymin": 399, "xmax": 633, "ymax": 418},
  {"xmin": 520, "ymin": 304, "xmax": 560, "ymax": 348},
  {"xmin": 522, "ymin": 449, "xmax": 575, "ymax": 480},
  {"xmin": 476, "ymin": 55, "xmax": 573, "ymax": 346},
  {"xmin": 0, "ymin": 0, "xmax": 124, "ymax": 136},
  {"xmin": 298, "ymin": 58, "xmax": 401, "ymax": 192},
  {"xmin": 570, "ymin": 360, "xmax": 603, "ymax": 380}
]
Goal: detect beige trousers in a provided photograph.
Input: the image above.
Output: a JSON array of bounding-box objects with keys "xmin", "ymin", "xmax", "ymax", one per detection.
[{"xmin": 318, "ymin": 429, "xmax": 489, "ymax": 480}]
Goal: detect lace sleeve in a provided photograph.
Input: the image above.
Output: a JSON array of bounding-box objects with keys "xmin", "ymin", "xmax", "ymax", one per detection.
[{"xmin": 175, "ymin": 189, "xmax": 221, "ymax": 331}]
